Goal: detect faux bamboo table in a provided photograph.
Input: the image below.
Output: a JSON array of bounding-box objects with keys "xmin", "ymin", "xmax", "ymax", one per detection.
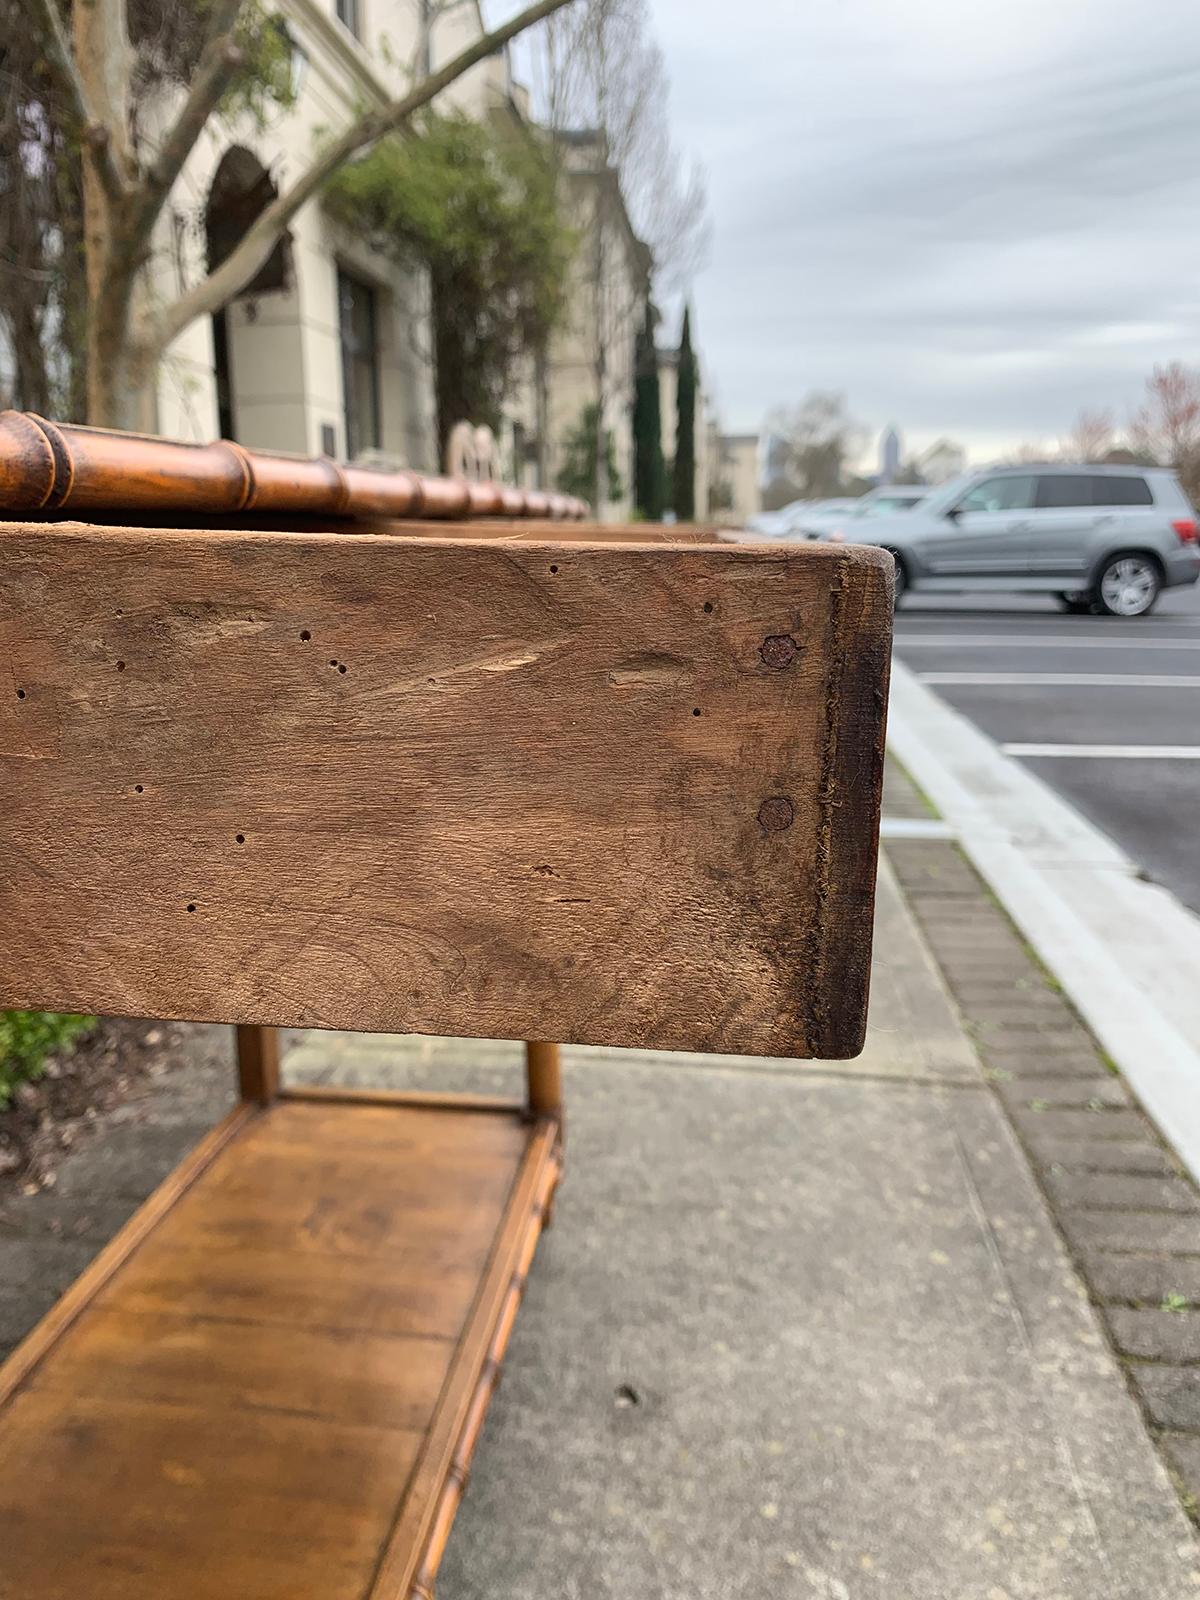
[{"xmin": 0, "ymin": 413, "xmax": 892, "ymax": 1598}]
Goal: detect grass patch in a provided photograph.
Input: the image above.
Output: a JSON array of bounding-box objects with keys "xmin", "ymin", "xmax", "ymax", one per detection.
[{"xmin": 0, "ymin": 1011, "xmax": 94, "ymax": 1108}]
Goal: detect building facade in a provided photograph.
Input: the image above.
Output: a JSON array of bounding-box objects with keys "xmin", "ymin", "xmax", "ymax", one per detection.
[
  {"xmin": 516, "ymin": 130, "xmax": 650, "ymax": 519},
  {"xmin": 155, "ymin": 1, "xmax": 530, "ymax": 466},
  {"xmin": 715, "ymin": 433, "xmax": 760, "ymax": 525},
  {"xmin": 130, "ymin": 1, "xmax": 666, "ymax": 523}
]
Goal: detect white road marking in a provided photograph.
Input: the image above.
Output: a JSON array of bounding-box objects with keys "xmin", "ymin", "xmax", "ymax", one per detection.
[
  {"xmin": 1003, "ymin": 743, "xmax": 1200, "ymax": 760},
  {"xmin": 919, "ymin": 672, "xmax": 1200, "ymax": 688},
  {"xmin": 898, "ymin": 634, "xmax": 1200, "ymax": 650}
]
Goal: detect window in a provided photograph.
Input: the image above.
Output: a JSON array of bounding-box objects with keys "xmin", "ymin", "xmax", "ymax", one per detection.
[
  {"xmin": 212, "ymin": 309, "xmax": 235, "ymax": 441},
  {"xmin": 336, "ymin": 0, "xmax": 361, "ymax": 38},
  {"xmin": 1035, "ymin": 474, "xmax": 1093, "ymax": 509},
  {"xmin": 338, "ymin": 268, "xmax": 380, "ymax": 460},
  {"xmin": 956, "ymin": 475, "xmax": 1036, "ymax": 514},
  {"xmin": 1090, "ymin": 474, "xmax": 1153, "ymax": 506}
]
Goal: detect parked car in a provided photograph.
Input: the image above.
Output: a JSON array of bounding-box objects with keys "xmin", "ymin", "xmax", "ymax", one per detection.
[
  {"xmin": 793, "ymin": 485, "xmax": 927, "ymax": 539},
  {"xmin": 818, "ymin": 464, "xmax": 1199, "ymax": 616},
  {"xmin": 743, "ymin": 497, "xmax": 858, "ymax": 538}
]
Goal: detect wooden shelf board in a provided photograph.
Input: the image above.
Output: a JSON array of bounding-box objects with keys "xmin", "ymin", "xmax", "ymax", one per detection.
[{"xmin": 0, "ymin": 1093, "xmax": 560, "ymax": 1600}]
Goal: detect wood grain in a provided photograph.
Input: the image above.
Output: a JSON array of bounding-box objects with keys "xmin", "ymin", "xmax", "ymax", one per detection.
[
  {"xmin": 0, "ymin": 1103, "xmax": 255, "ymax": 1407},
  {"xmin": 0, "ymin": 1388, "xmax": 425, "ymax": 1599},
  {"xmin": 0, "ymin": 1097, "xmax": 555, "ymax": 1600},
  {"xmin": 0, "ymin": 523, "xmax": 891, "ymax": 1056}
]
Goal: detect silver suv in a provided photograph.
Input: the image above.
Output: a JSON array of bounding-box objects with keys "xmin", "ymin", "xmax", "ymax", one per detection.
[{"xmin": 822, "ymin": 464, "xmax": 1200, "ymax": 615}]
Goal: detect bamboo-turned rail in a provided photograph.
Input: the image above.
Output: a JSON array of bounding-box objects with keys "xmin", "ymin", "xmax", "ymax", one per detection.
[{"xmin": 0, "ymin": 411, "xmax": 586, "ymax": 522}]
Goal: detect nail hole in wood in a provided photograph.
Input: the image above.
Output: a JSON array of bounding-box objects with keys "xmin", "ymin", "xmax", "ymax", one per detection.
[
  {"xmin": 116, "ymin": 661, "xmax": 126, "ymax": 672},
  {"xmin": 235, "ymin": 834, "xmax": 245, "ymax": 844},
  {"xmin": 15, "ymin": 689, "xmax": 25, "ymax": 700},
  {"xmin": 134, "ymin": 784, "xmax": 144, "ymax": 794},
  {"xmin": 300, "ymin": 630, "xmax": 311, "ymax": 641},
  {"xmin": 329, "ymin": 659, "xmax": 338, "ymax": 667},
  {"xmin": 549, "ymin": 564, "xmax": 559, "ymax": 574},
  {"xmin": 692, "ymin": 707, "xmax": 701, "ymax": 717},
  {"xmin": 337, "ymin": 663, "xmax": 347, "ymax": 674},
  {"xmin": 703, "ymin": 601, "xmax": 714, "ymax": 613},
  {"xmin": 186, "ymin": 903, "xmax": 196, "ymax": 913}
]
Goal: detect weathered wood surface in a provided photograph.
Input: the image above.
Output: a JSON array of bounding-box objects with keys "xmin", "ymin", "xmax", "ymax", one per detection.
[
  {"xmin": 0, "ymin": 1097, "xmax": 559, "ymax": 1600},
  {"xmin": 0, "ymin": 409, "xmax": 585, "ymax": 521},
  {"xmin": 0, "ymin": 522, "xmax": 891, "ymax": 1056}
]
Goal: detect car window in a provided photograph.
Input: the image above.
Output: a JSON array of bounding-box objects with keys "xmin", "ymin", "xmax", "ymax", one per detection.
[
  {"xmin": 957, "ymin": 475, "xmax": 1035, "ymax": 514},
  {"xmin": 1035, "ymin": 474, "xmax": 1093, "ymax": 509},
  {"xmin": 1090, "ymin": 475, "xmax": 1153, "ymax": 506}
]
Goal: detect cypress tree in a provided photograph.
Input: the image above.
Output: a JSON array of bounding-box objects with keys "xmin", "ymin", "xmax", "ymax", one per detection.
[
  {"xmin": 673, "ymin": 305, "xmax": 697, "ymax": 521},
  {"xmin": 633, "ymin": 300, "xmax": 664, "ymax": 519}
]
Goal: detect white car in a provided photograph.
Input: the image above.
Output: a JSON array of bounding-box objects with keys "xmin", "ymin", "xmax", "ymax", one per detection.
[
  {"xmin": 791, "ymin": 486, "xmax": 927, "ymax": 539},
  {"xmin": 743, "ymin": 497, "xmax": 859, "ymax": 539}
]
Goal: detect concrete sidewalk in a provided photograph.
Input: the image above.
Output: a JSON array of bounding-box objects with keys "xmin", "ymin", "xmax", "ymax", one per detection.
[
  {"xmin": 282, "ymin": 841, "xmax": 1199, "ymax": 1597},
  {"xmin": 3, "ymin": 786, "xmax": 1198, "ymax": 1595}
]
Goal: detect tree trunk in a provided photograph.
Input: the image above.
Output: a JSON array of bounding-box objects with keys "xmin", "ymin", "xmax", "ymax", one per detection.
[
  {"xmin": 535, "ymin": 348, "xmax": 550, "ymax": 488},
  {"xmin": 88, "ymin": 329, "xmax": 156, "ymax": 431},
  {"xmin": 74, "ymin": 0, "xmax": 138, "ymax": 427}
]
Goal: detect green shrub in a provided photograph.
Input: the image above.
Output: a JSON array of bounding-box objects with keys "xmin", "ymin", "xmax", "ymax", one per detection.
[{"xmin": 0, "ymin": 1011, "xmax": 93, "ymax": 1108}]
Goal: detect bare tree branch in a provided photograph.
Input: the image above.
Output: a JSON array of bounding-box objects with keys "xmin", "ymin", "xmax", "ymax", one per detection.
[
  {"xmin": 26, "ymin": 0, "xmax": 125, "ymax": 202},
  {"xmin": 126, "ymin": 0, "xmax": 246, "ymax": 253},
  {"xmin": 139, "ymin": 0, "xmax": 577, "ymax": 359}
]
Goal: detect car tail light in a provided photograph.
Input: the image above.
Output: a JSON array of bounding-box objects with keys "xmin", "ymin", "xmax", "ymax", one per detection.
[{"xmin": 1171, "ymin": 518, "xmax": 1197, "ymax": 544}]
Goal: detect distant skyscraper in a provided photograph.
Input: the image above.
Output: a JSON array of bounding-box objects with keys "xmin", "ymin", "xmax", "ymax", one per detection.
[{"xmin": 880, "ymin": 426, "xmax": 901, "ymax": 484}]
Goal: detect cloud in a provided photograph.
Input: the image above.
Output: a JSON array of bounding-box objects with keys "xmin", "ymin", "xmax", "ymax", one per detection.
[{"xmin": 649, "ymin": 0, "xmax": 1200, "ymax": 458}]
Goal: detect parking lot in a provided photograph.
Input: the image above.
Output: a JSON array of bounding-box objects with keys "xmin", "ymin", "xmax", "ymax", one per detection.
[{"xmin": 894, "ymin": 582, "xmax": 1200, "ymax": 915}]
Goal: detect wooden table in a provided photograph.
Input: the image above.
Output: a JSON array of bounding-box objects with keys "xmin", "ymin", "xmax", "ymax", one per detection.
[{"xmin": 0, "ymin": 415, "xmax": 892, "ymax": 1597}]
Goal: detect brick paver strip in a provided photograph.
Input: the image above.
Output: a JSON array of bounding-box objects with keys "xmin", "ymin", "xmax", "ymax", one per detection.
[
  {"xmin": 1084, "ymin": 1251, "xmax": 1200, "ymax": 1307},
  {"xmin": 1107, "ymin": 1307, "xmax": 1200, "ymax": 1362},
  {"xmin": 1033, "ymin": 1138, "xmax": 1183, "ymax": 1176},
  {"xmin": 1049, "ymin": 1172, "xmax": 1200, "ymax": 1213},
  {"xmin": 885, "ymin": 757, "xmax": 1200, "ymax": 1527},
  {"xmin": 1060, "ymin": 1210, "xmax": 1200, "ymax": 1256},
  {"xmin": 1134, "ymin": 1368, "xmax": 1200, "ymax": 1432},
  {"xmin": 994, "ymin": 1075, "xmax": 1130, "ymax": 1109},
  {"xmin": 1009, "ymin": 1106, "xmax": 1151, "ymax": 1142}
]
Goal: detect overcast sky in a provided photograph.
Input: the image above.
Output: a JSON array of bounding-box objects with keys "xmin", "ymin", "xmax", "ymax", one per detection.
[{"xmin": 641, "ymin": 0, "xmax": 1200, "ymax": 464}]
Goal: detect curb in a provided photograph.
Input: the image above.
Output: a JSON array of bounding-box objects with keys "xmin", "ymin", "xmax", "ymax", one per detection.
[
  {"xmin": 882, "ymin": 764, "xmax": 1200, "ymax": 1530},
  {"xmin": 886, "ymin": 657, "xmax": 1200, "ymax": 1189}
]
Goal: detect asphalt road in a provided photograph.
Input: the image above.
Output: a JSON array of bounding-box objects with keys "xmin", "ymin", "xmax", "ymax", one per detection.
[{"xmin": 893, "ymin": 580, "xmax": 1200, "ymax": 916}]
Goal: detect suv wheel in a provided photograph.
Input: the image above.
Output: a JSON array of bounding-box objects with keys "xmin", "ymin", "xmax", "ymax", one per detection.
[{"xmin": 1094, "ymin": 553, "xmax": 1161, "ymax": 617}]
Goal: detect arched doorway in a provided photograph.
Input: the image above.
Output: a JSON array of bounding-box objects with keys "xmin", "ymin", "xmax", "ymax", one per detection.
[{"xmin": 204, "ymin": 147, "xmax": 291, "ymax": 440}]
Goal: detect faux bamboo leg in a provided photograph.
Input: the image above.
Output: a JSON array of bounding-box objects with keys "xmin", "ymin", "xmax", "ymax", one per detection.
[
  {"xmin": 235, "ymin": 1024, "xmax": 281, "ymax": 1104},
  {"xmin": 524, "ymin": 1041, "xmax": 561, "ymax": 1119},
  {"xmin": 524, "ymin": 1042, "xmax": 564, "ymax": 1213}
]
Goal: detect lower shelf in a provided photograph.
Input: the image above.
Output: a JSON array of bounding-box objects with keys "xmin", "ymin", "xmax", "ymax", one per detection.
[{"xmin": 0, "ymin": 1085, "xmax": 562, "ymax": 1600}]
